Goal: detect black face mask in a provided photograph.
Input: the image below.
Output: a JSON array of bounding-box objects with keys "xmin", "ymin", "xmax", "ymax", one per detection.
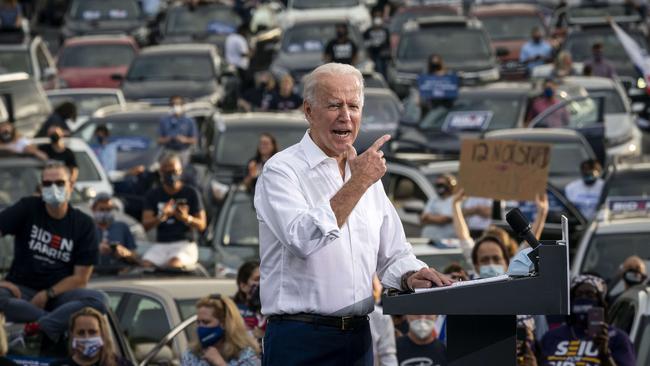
[
  {"xmin": 49, "ymin": 134, "xmax": 61, "ymax": 144},
  {"xmin": 0, "ymin": 130, "xmax": 13, "ymax": 143},
  {"xmin": 435, "ymin": 184, "xmax": 449, "ymax": 196},
  {"xmin": 337, "ymin": 30, "xmax": 347, "ymax": 38},
  {"xmin": 162, "ymin": 173, "xmax": 181, "ymax": 187},
  {"xmin": 623, "ymin": 270, "xmax": 646, "ymax": 287},
  {"xmin": 429, "ymin": 63, "xmax": 442, "ymax": 73}
]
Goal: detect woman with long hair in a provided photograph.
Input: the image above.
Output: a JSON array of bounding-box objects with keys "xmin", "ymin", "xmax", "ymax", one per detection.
[
  {"xmin": 181, "ymin": 295, "xmax": 260, "ymax": 366},
  {"xmin": 52, "ymin": 307, "xmax": 131, "ymax": 366},
  {"xmin": 233, "ymin": 261, "xmax": 264, "ymax": 340},
  {"xmin": 243, "ymin": 133, "xmax": 278, "ymax": 190}
]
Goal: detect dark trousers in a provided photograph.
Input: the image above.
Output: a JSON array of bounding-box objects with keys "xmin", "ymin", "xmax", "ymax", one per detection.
[{"xmin": 262, "ymin": 318, "xmax": 373, "ymax": 366}]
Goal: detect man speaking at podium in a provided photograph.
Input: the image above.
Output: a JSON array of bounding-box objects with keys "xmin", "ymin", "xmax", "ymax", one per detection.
[{"xmin": 254, "ymin": 63, "xmax": 452, "ymax": 365}]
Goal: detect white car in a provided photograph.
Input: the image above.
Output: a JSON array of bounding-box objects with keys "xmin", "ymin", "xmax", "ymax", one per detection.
[
  {"xmin": 32, "ymin": 137, "xmax": 113, "ymax": 196},
  {"xmin": 279, "ymin": 0, "xmax": 372, "ymax": 32},
  {"xmin": 46, "ymin": 88, "xmax": 127, "ymax": 132}
]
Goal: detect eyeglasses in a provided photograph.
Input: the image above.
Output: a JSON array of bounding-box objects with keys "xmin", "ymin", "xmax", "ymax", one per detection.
[{"xmin": 42, "ymin": 180, "xmax": 67, "ymax": 187}]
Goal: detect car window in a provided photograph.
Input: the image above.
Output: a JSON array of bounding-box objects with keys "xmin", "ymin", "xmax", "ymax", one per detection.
[
  {"xmin": 565, "ymin": 31, "xmax": 647, "ymax": 64},
  {"xmin": 607, "ymin": 170, "xmax": 650, "ymax": 197},
  {"xmin": 281, "ymin": 23, "xmax": 363, "ymax": 54},
  {"xmin": 70, "ymin": 0, "xmax": 141, "ymax": 20},
  {"xmin": 291, "ymin": 0, "xmax": 358, "ymax": 10},
  {"xmin": 581, "ymin": 232, "xmax": 650, "ymax": 284},
  {"xmin": 397, "ymin": 28, "xmax": 492, "ymax": 63},
  {"xmin": 389, "ymin": 9, "xmax": 459, "ymax": 34},
  {"xmin": 58, "ymin": 44, "xmax": 135, "ymax": 68},
  {"xmin": 73, "ymin": 150, "xmax": 102, "ymax": 181},
  {"xmin": 362, "ymin": 94, "xmax": 399, "ymax": 129},
  {"xmin": 0, "ymin": 163, "xmax": 41, "ymax": 207},
  {"xmin": 127, "ymin": 54, "xmax": 215, "ymax": 81},
  {"xmin": 420, "ymin": 94, "xmax": 523, "ymax": 131},
  {"xmin": 588, "ymin": 89, "xmax": 626, "ymax": 114},
  {"xmin": 568, "ymin": 5, "xmax": 629, "ymax": 19},
  {"xmin": 479, "ymin": 14, "xmax": 545, "ymax": 41},
  {"xmin": 48, "ymin": 94, "xmax": 121, "ymax": 117},
  {"xmin": 609, "ymin": 297, "xmax": 637, "ymax": 334},
  {"xmin": 214, "ymin": 127, "xmax": 305, "ymax": 166},
  {"xmin": 548, "ymin": 142, "xmax": 591, "ymax": 175},
  {"xmin": 75, "ymin": 119, "xmax": 159, "ymax": 154},
  {"xmin": 216, "ymin": 191, "xmax": 260, "ymax": 271},
  {"xmin": 0, "ymin": 50, "xmax": 32, "ymax": 74},
  {"xmin": 175, "ymin": 299, "xmax": 200, "ymax": 343},
  {"xmin": 124, "ymin": 294, "xmax": 170, "ymax": 345},
  {"xmin": 106, "ymin": 292, "xmax": 124, "ymax": 313},
  {"xmin": 507, "ymin": 189, "xmax": 574, "ymax": 225},
  {"xmin": 165, "ymin": 5, "xmax": 241, "ymax": 34}
]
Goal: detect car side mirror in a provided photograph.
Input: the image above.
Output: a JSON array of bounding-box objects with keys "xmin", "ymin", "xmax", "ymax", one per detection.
[{"xmin": 495, "ymin": 47, "xmax": 510, "ymax": 58}]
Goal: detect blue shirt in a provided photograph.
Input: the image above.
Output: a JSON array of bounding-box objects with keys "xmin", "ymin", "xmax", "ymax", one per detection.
[
  {"xmin": 519, "ymin": 40, "xmax": 553, "ymax": 71},
  {"xmin": 97, "ymin": 221, "xmax": 136, "ymax": 267},
  {"xmin": 0, "ymin": 4, "xmax": 21, "ymax": 28},
  {"xmin": 158, "ymin": 113, "xmax": 198, "ymax": 151},
  {"xmin": 91, "ymin": 140, "xmax": 118, "ymax": 173}
]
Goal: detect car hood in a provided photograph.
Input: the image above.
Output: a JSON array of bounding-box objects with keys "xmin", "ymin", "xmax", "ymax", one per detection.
[
  {"xmin": 121, "ymin": 79, "xmax": 219, "ymax": 101},
  {"xmin": 394, "ymin": 59, "xmax": 495, "ymax": 75}
]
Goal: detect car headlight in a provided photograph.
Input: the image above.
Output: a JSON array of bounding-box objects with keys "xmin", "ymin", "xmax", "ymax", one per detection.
[
  {"xmin": 638, "ymin": 77, "xmax": 647, "ymax": 89},
  {"xmin": 607, "ymin": 132, "xmax": 634, "ymax": 147},
  {"xmin": 478, "ymin": 67, "xmax": 500, "ymax": 81}
]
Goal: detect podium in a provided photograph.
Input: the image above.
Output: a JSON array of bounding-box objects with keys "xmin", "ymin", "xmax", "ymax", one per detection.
[{"xmin": 382, "ymin": 242, "xmax": 570, "ymax": 366}]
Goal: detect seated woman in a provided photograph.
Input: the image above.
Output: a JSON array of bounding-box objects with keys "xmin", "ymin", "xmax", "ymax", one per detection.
[
  {"xmin": 242, "ymin": 133, "xmax": 278, "ymax": 191},
  {"xmin": 181, "ymin": 294, "xmax": 260, "ymax": 366},
  {"xmin": 52, "ymin": 307, "xmax": 132, "ymax": 366}
]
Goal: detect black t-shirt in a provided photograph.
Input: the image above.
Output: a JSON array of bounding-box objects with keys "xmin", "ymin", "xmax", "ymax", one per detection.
[
  {"xmin": 0, "ymin": 197, "xmax": 98, "ymax": 290},
  {"xmin": 363, "ymin": 27, "xmax": 390, "ymax": 58},
  {"xmin": 144, "ymin": 185, "xmax": 203, "ymax": 242},
  {"xmin": 325, "ymin": 39, "xmax": 358, "ymax": 65},
  {"xmin": 396, "ymin": 336, "xmax": 448, "ymax": 366},
  {"xmin": 38, "ymin": 144, "xmax": 78, "ymax": 169},
  {"xmin": 0, "ymin": 357, "xmax": 18, "ymax": 366},
  {"xmin": 269, "ymin": 92, "xmax": 303, "ymax": 111}
]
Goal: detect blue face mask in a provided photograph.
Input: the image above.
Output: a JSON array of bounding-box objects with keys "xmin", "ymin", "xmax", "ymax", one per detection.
[
  {"xmin": 197, "ymin": 326, "xmax": 224, "ymax": 348},
  {"xmin": 479, "ymin": 264, "xmax": 505, "ymax": 278},
  {"xmin": 582, "ymin": 174, "xmax": 597, "ymax": 185},
  {"xmin": 543, "ymin": 87, "xmax": 554, "ymax": 98}
]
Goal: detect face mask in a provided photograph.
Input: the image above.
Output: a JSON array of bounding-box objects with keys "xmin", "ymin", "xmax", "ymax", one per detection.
[
  {"xmin": 72, "ymin": 336, "xmax": 103, "ymax": 359},
  {"xmin": 543, "ymin": 87, "xmax": 554, "ymax": 98},
  {"xmin": 429, "ymin": 63, "xmax": 442, "ymax": 73},
  {"xmin": 435, "ymin": 184, "xmax": 449, "ymax": 197},
  {"xmin": 623, "ymin": 270, "xmax": 646, "ymax": 286},
  {"xmin": 337, "ymin": 29, "xmax": 347, "ymax": 38},
  {"xmin": 582, "ymin": 173, "xmax": 597, "ymax": 186},
  {"xmin": 93, "ymin": 211, "xmax": 114, "ymax": 225},
  {"xmin": 532, "ymin": 37, "xmax": 541, "ymax": 44},
  {"xmin": 49, "ymin": 133, "xmax": 61, "ymax": 144},
  {"xmin": 571, "ymin": 298, "xmax": 598, "ymax": 327},
  {"xmin": 409, "ymin": 319, "xmax": 436, "ymax": 340},
  {"xmin": 197, "ymin": 326, "xmax": 224, "ymax": 348},
  {"xmin": 162, "ymin": 173, "xmax": 181, "ymax": 187},
  {"xmin": 372, "ymin": 17, "xmax": 382, "ymax": 27},
  {"xmin": 479, "ymin": 264, "xmax": 505, "ymax": 278},
  {"xmin": 172, "ymin": 105, "xmax": 184, "ymax": 116},
  {"xmin": 42, "ymin": 185, "xmax": 69, "ymax": 207},
  {"xmin": 96, "ymin": 135, "xmax": 106, "ymax": 144},
  {"xmin": 0, "ymin": 130, "xmax": 13, "ymax": 143}
]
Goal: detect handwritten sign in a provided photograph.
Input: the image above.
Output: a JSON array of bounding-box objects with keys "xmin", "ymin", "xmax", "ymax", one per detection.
[{"xmin": 458, "ymin": 139, "xmax": 552, "ymax": 201}]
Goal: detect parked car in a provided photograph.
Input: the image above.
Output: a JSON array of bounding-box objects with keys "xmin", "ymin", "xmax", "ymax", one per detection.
[
  {"xmin": 0, "ymin": 73, "xmax": 53, "ymax": 137},
  {"xmin": 61, "ymin": 0, "xmax": 150, "ymax": 46},
  {"xmin": 388, "ymin": 4, "xmax": 463, "ymax": 52},
  {"xmin": 602, "ymin": 157, "xmax": 650, "ymax": 203},
  {"xmin": 270, "ymin": 17, "xmax": 371, "ymax": 85},
  {"xmin": 89, "ymin": 277, "xmax": 237, "ymax": 365},
  {"xmin": 46, "ymin": 88, "xmax": 127, "ymax": 131},
  {"xmin": 387, "ymin": 16, "xmax": 499, "ymax": 99},
  {"xmin": 116, "ymin": 44, "xmax": 227, "ymax": 106},
  {"xmin": 609, "ymin": 284, "xmax": 650, "ymax": 366},
  {"xmin": 56, "ymin": 35, "xmax": 139, "ymax": 89},
  {"xmin": 356, "ymin": 87, "xmax": 402, "ymax": 152},
  {"xmin": 279, "ymin": 0, "xmax": 371, "ymax": 32},
  {"xmin": 156, "ymin": 1, "xmax": 242, "ymax": 52},
  {"xmin": 471, "ymin": 3, "xmax": 549, "ymax": 79},
  {"xmin": 0, "ymin": 35, "xmax": 59, "ymax": 89}
]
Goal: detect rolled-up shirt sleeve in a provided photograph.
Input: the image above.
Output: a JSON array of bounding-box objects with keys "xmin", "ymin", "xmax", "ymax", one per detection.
[
  {"xmin": 255, "ymin": 164, "xmax": 341, "ymax": 259},
  {"xmin": 375, "ymin": 185, "xmax": 427, "ymax": 289}
]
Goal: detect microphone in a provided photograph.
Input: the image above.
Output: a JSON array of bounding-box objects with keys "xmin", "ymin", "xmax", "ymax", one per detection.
[{"xmin": 506, "ymin": 208, "xmax": 541, "ymax": 249}]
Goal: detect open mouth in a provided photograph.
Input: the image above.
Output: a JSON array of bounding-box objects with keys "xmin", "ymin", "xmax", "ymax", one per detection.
[{"xmin": 332, "ymin": 129, "xmax": 351, "ymax": 138}]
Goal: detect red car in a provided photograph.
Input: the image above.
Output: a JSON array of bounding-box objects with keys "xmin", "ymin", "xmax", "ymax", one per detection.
[
  {"xmin": 56, "ymin": 35, "xmax": 139, "ymax": 88},
  {"xmin": 471, "ymin": 4, "xmax": 550, "ymax": 80}
]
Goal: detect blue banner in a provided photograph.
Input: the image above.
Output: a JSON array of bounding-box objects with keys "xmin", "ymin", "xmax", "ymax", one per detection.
[{"xmin": 418, "ymin": 74, "xmax": 459, "ymax": 100}]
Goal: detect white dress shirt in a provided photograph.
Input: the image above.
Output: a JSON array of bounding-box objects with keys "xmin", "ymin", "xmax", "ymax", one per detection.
[{"xmin": 255, "ymin": 132, "xmax": 426, "ymax": 316}]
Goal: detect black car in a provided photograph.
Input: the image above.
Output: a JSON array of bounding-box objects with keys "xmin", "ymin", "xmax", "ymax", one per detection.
[
  {"xmin": 270, "ymin": 17, "xmax": 370, "ymax": 85},
  {"xmin": 395, "ymin": 82, "xmax": 534, "ymax": 155},
  {"xmin": 61, "ymin": 0, "xmax": 150, "ymax": 46},
  {"xmin": 116, "ymin": 44, "xmax": 229, "ymax": 106},
  {"xmin": 387, "ymin": 16, "xmax": 499, "ymax": 99},
  {"xmin": 156, "ymin": 2, "xmax": 242, "ymax": 52},
  {"xmin": 356, "ymin": 87, "xmax": 402, "ymax": 152}
]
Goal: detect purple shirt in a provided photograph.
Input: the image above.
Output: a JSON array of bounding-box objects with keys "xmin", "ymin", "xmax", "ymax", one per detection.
[{"xmin": 541, "ymin": 324, "xmax": 635, "ymax": 366}]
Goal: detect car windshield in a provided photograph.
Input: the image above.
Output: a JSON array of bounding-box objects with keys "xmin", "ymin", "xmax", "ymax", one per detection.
[
  {"xmin": 282, "ymin": 23, "xmax": 362, "ymax": 54},
  {"xmin": 362, "ymin": 94, "xmax": 400, "ymax": 128},
  {"xmin": 568, "ymin": 5, "xmax": 630, "ymax": 19},
  {"xmin": 48, "ymin": 94, "xmax": 121, "ymax": 117},
  {"xmin": 58, "ymin": 44, "xmax": 135, "ymax": 68},
  {"xmin": 548, "ymin": 142, "xmax": 591, "ymax": 175},
  {"xmin": 565, "ymin": 31, "xmax": 647, "ymax": 64},
  {"xmin": 72, "ymin": 150, "xmax": 102, "ymax": 181},
  {"xmin": 126, "ymin": 54, "xmax": 214, "ymax": 81},
  {"xmin": 581, "ymin": 232, "xmax": 650, "ymax": 284},
  {"xmin": 165, "ymin": 5, "xmax": 240, "ymax": 35},
  {"xmin": 397, "ymin": 28, "xmax": 492, "ymax": 62},
  {"xmin": 71, "ymin": 0, "xmax": 141, "ymax": 20},
  {"xmin": 0, "ymin": 50, "xmax": 32, "ymax": 74},
  {"xmin": 389, "ymin": 9, "xmax": 460, "ymax": 34},
  {"xmin": 607, "ymin": 170, "xmax": 650, "ymax": 197},
  {"xmin": 291, "ymin": 0, "xmax": 358, "ymax": 9},
  {"xmin": 419, "ymin": 94, "xmax": 523, "ymax": 131},
  {"xmin": 0, "ymin": 163, "xmax": 41, "ymax": 208},
  {"xmin": 479, "ymin": 14, "xmax": 545, "ymax": 40},
  {"xmin": 215, "ymin": 191, "xmax": 260, "ymax": 271},
  {"xmin": 75, "ymin": 119, "xmax": 159, "ymax": 153},
  {"xmin": 215, "ymin": 126, "xmax": 305, "ymax": 166}
]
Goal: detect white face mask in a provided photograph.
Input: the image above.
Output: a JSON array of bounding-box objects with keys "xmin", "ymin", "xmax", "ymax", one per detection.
[
  {"xmin": 479, "ymin": 264, "xmax": 506, "ymax": 278},
  {"xmin": 42, "ymin": 184, "xmax": 69, "ymax": 207},
  {"xmin": 172, "ymin": 105, "xmax": 184, "ymax": 116},
  {"xmin": 409, "ymin": 319, "xmax": 436, "ymax": 340},
  {"xmin": 72, "ymin": 336, "xmax": 104, "ymax": 358},
  {"xmin": 373, "ymin": 17, "xmax": 382, "ymax": 27}
]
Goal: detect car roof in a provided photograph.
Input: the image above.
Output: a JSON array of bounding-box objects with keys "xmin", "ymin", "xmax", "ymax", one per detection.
[
  {"xmin": 287, "ymin": 16, "xmax": 355, "ymax": 27},
  {"xmin": 459, "ymin": 82, "xmax": 533, "ymax": 95},
  {"xmin": 485, "ymin": 128, "xmax": 584, "ymax": 141},
  {"xmin": 90, "ymin": 277, "xmax": 237, "ymax": 300},
  {"xmin": 595, "ymin": 217, "xmax": 650, "ymax": 234},
  {"xmin": 471, "ymin": 3, "xmax": 542, "ymax": 15},
  {"xmin": 47, "ymin": 88, "xmax": 122, "ymax": 96},
  {"xmin": 61, "ymin": 35, "xmax": 137, "ymax": 46},
  {"xmin": 219, "ymin": 112, "xmax": 307, "ymax": 126},
  {"xmin": 139, "ymin": 43, "xmax": 216, "ymax": 55},
  {"xmin": 560, "ymin": 76, "xmax": 617, "ymax": 89}
]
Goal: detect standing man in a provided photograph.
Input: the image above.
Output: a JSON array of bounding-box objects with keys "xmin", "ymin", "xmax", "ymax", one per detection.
[
  {"xmin": 526, "ymin": 78, "xmax": 569, "ymax": 127},
  {"xmin": 324, "ymin": 23, "xmax": 359, "ymax": 65},
  {"xmin": 225, "ymin": 24, "xmax": 251, "ymax": 91},
  {"xmin": 584, "ymin": 42, "xmax": 617, "ymax": 79},
  {"xmin": 255, "ymin": 63, "xmax": 451, "ymax": 365},
  {"xmin": 38, "ymin": 126, "xmax": 79, "ymax": 183},
  {"xmin": 0, "ymin": 161, "xmax": 106, "ymax": 344},
  {"xmin": 141, "ymin": 154, "xmax": 206, "ymax": 269},
  {"xmin": 519, "ymin": 27, "xmax": 553, "ymax": 75},
  {"xmin": 364, "ymin": 10, "xmax": 390, "ymax": 79},
  {"xmin": 158, "ymin": 96, "xmax": 198, "ymax": 167}
]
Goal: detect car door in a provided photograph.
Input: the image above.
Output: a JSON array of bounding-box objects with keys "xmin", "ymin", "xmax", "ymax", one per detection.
[
  {"xmin": 383, "ymin": 165, "xmax": 432, "ymax": 238},
  {"xmin": 529, "ymin": 96, "xmax": 606, "ymax": 165}
]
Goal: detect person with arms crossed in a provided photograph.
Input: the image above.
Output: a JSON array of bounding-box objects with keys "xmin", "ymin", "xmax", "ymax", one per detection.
[{"xmin": 254, "ymin": 63, "xmax": 451, "ymax": 366}]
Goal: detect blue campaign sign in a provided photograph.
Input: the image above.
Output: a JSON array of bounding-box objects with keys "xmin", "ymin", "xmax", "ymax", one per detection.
[
  {"xmin": 206, "ymin": 21, "xmax": 235, "ymax": 35},
  {"xmin": 418, "ymin": 74, "xmax": 459, "ymax": 100},
  {"xmin": 607, "ymin": 196, "xmax": 650, "ymax": 215},
  {"xmin": 442, "ymin": 110, "xmax": 493, "ymax": 132},
  {"xmin": 110, "ymin": 136, "xmax": 151, "ymax": 152}
]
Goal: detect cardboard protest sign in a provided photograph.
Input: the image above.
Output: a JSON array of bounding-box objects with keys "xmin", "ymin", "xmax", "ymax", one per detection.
[{"xmin": 458, "ymin": 139, "xmax": 552, "ymax": 201}]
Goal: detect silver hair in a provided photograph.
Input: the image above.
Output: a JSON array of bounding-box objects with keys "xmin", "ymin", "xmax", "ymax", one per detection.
[
  {"xmin": 302, "ymin": 63, "xmax": 364, "ymax": 107},
  {"xmin": 158, "ymin": 152, "xmax": 182, "ymax": 166}
]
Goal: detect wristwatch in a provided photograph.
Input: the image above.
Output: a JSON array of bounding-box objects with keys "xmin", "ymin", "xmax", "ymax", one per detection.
[
  {"xmin": 46, "ymin": 287, "xmax": 56, "ymax": 299},
  {"xmin": 401, "ymin": 270, "xmax": 417, "ymax": 292}
]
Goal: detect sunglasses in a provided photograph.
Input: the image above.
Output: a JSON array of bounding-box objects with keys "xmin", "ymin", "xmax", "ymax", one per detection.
[{"xmin": 42, "ymin": 180, "xmax": 67, "ymax": 187}]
